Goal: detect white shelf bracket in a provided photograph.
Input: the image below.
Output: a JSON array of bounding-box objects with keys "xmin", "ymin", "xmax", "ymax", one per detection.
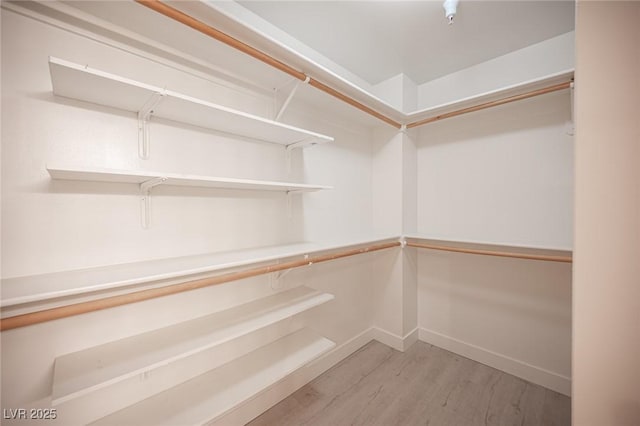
[
  {"xmin": 285, "ymin": 147, "xmax": 292, "ymax": 175},
  {"xmin": 286, "ymin": 191, "xmax": 293, "ymax": 219},
  {"xmin": 140, "ymin": 176, "xmax": 167, "ymax": 229},
  {"xmin": 138, "ymin": 92, "xmax": 165, "ymax": 160},
  {"xmin": 285, "ymin": 190, "xmax": 302, "ymax": 219},
  {"xmin": 566, "ymin": 81, "xmax": 575, "ymax": 136},
  {"xmin": 269, "ymin": 267, "xmax": 292, "ymax": 290},
  {"xmin": 274, "ymin": 76, "xmax": 309, "ymax": 121},
  {"xmin": 285, "ymin": 137, "xmax": 317, "ymax": 174}
]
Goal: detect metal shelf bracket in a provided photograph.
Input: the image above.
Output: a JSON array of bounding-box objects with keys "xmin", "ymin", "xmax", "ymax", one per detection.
[
  {"xmin": 285, "ymin": 138, "xmax": 316, "ymax": 174},
  {"xmin": 138, "ymin": 92, "xmax": 165, "ymax": 159},
  {"xmin": 274, "ymin": 76, "xmax": 309, "ymax": 121},
  {"xmin": 140, "ymin": 176, "xmax": 167, "ymax": 229},
  {"xmin": 566, "ymin": 81, "xmax": 575, "ymax": 136}
]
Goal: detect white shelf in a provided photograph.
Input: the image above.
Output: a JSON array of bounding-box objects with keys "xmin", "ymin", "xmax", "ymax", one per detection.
[
  {"xmin": 406, "ymin": 70, "xmax": 574, "ymax": 124},
  {"xmin": 404, "ymin": 234, "xmax": 572, "ymax": 257},
  {"xmin": 47, "ymin": 165, "xmax": 331, "ymax": 193},
  {"xmin": 52, "ymin": 286, "xmax": 334, "ymax": 406},
  {"xmin": 91, "ymin": 328, "xmax": 335, "ymax": 426},
  {"xmin": 49, "ymin": 57, "xmax": 333, "ymax": 149},
  {"xmin": 0, "ymin": 237, "xmax": 399, "ymax": 312}
]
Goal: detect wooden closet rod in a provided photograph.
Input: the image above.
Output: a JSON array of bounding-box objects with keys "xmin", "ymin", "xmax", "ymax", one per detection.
[
  {"xmin": 135, "ymin": 0, "xmax": 402, "ymax": 129},
  {"xmin": 0, "ymin": 241, "xmax": 400, "ymax": 331},
  {"xmin": 406, "ymin": 81, "xmax": 572, "ymax": 128},
  {"xmin": 406, "ymin": 242, "xmax": 572, "ymax": 263}
]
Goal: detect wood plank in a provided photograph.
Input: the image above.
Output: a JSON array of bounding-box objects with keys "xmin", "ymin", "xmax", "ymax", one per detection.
[{"xmin": 248, "ymin": 341, "xmax": 571, "ymax": 426}]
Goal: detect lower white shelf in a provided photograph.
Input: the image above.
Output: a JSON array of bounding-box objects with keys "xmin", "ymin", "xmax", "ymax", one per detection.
[
  {"xmin": 52, "ymin": 286, "xmax": 334, "ymax": 406},
  {"xmin": 91, "ymin": 328, "xmax": 335, "ymax": 426},
  {"xmin": 47, "ymin": 165, "xmax": 332, "ymax": 192}
]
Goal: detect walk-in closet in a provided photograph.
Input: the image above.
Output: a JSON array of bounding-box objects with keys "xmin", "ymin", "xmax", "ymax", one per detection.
[{"xmin": 1, "ymin": 1, "xmax": 638, "ymax": 425}]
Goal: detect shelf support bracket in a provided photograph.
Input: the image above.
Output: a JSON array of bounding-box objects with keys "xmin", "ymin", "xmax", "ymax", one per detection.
[
  {"xmin": 138, "ymin": 92, "xmax": 165, "ymax": 160},
  {"xmin": 285, "ymin": 137, "xmax": 316, "ymax": 174},
  {"xmin": 566, "ymin": 81, "xmax": 575, "ymax": 136},
  {"xmin": 285, "ymin": 190, "xmax": 301, "ymax": 219},
  {"xmin": 274, "ymin": 77, "xmax": 309, "ymax": 121},
  {"xmin": 269, "ymin": 267, "xmax": 292, "ymax": 290},
  {"xmin": 140, "ymin": 176, "xmax": 167, "ymax": 229}
]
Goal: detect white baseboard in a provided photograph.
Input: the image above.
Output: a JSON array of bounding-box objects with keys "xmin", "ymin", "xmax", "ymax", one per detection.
[
  {"xmin": 418, "ymin": 327, "xmax": 571, "ymax": 396},
  {"xmin": 372, "ymin": 326, "xmax": 419, "ymax": 352},
  {"xmin": 213, "ymin": 327, "xmax": 376, "ymax": 426}
]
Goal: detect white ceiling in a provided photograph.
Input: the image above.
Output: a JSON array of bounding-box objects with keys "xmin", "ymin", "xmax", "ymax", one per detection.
[{"xmin": 237, "ymin": 1, "xmax": 575, "ymax": 86}]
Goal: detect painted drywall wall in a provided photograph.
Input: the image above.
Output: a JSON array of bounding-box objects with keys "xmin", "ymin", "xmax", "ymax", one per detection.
[
  {"xmin": 417, "ymin": 251, "xmax": 572, "ymax": 395},
  {"xmin": 371, "ymin": 73, "xmax": 419, "ymax": 112},
  {"xmin": 573, "ymin": 2, "xmax": 640, "ymax": 425},
  {"xmin": 417, "ymin": 31, "xmax": 575, "ymax": 111},
  {"xmin": 416, "ymin": 87, "xmax": 574, "ymax": 394},
  {"xmin": 0, "ymin": 7, "xmax": 379, "ymax": 423},
  {"xmin": 370, "ymin": 128, "xmax": 418, "ymax": 349},
  {"xmin": 417, "ymin": 90, "xmax": 574, "ymax": 249}
]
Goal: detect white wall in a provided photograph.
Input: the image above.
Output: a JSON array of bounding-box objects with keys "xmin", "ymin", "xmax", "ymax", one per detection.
[
  {"xmin": 416, "ymin": 86, "xmax": 574, "ymax": 395},
  {"xmin": 417, "ymin": 90, "xmax": 574, "ymax": 249},
  {"xmin": 371, "ymin": 73, "xmax": 418, "ymax": 112},
  {"xmin": 417, "ymin": 31, "xmax": 575, "ymax": 111},
  {"xmin": 417, "ymin": 251, "xmax": 572, "ymax": 394},
  {"xmin": 573, "ymin": 2, "xmax": 640, "ymax": 425},
  {"xmin": 1, "ymin": 7, "xmax": 378, "ymax": 422}
]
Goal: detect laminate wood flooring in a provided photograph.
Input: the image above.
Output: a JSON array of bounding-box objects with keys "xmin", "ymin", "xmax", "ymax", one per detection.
[{"xmin": 248, "ymin": 340, "xmax": 570, "ymax": 426}]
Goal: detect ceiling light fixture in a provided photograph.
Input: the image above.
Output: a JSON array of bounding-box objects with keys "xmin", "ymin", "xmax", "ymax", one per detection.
[{"xmin": 443, "ymin": 0, "xmax": 459, "ymax": 24}]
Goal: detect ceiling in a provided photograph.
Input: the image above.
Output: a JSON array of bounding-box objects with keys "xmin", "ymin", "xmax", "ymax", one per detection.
[{"xmin": 237, "ymin": 1, "xmax": 575, "ymax": 86}]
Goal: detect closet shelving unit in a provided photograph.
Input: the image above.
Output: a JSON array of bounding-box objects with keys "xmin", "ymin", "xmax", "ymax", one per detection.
[
  {"xmin": 47, "ymin": 57, "xmax": 334, "ymax": 227},
  {"xmin": 51, "ymin": 286, "xmax": 334, "ymax": 424}
]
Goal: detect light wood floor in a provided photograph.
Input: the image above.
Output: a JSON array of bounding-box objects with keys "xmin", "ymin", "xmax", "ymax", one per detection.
[{"xmin": 249, "ymin": 340, "xmax": 570, "ymax": 426}]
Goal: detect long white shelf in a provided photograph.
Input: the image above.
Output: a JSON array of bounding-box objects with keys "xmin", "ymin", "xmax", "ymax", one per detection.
[
  {"xmin": 52, "ymin": 286, "xmax": 334, "ymax": 406},
  {"xmin": 0, "ymin": 237, "xmax": 399, "ymax": 311},
  {"xmin": 404, "ymin": 234, "xmax": 573, "ymax": 259},
  {"xmin": 47, "ymin": 165, "xmax": 331, "ymax": 193},
  {"xmin": 406, "ymin": 70, "xmax": 574, "ymax": 125},
  {"xmin": 91, "ymin": 328, "xmax": 335, "ymax": 426},
  {"xmin": 49, "ymin": 57, "xmax": 334, "ymax": 148}
]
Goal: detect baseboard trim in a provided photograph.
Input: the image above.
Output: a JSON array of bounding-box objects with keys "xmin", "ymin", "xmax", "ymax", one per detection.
[
  {"xmin": 372, "ymin": 326, "xmax": 419, "ymax": 352},
  {"xmin": 418, "ymin": 327, "xmax": 571, "ymax": 396}
]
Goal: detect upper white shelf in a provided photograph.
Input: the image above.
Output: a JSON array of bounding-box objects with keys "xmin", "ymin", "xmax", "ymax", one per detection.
[
  {"xmin": 48, "ymin": 57, "xmax": 334, "ymax": 148},
  {"xmin": 404, "ymin": 234, "xmax": 573, "ymax": 262},
  {"xmin": 47, "ymin": 165, "xmax": 331, "ymax": 193},
  {"xmin": 405, "ymin": 70, "xmax": 574, "ymax": 125}
]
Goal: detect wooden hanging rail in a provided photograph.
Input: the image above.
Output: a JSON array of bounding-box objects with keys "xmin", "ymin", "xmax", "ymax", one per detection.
[
  {"xmin": 0, "ymin": 241, "xmax": 400, "ymax": 331},
  {"xmin": 406, "ymin": 241, "xmax": 572, "ymax": 263},
  {"xmin": 135, "ymin": 0, "xmax": 402, "ymax": 129},
  {"xmin": 406, "ymin": 81, "xmax": 572, "ymax": 128}
]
